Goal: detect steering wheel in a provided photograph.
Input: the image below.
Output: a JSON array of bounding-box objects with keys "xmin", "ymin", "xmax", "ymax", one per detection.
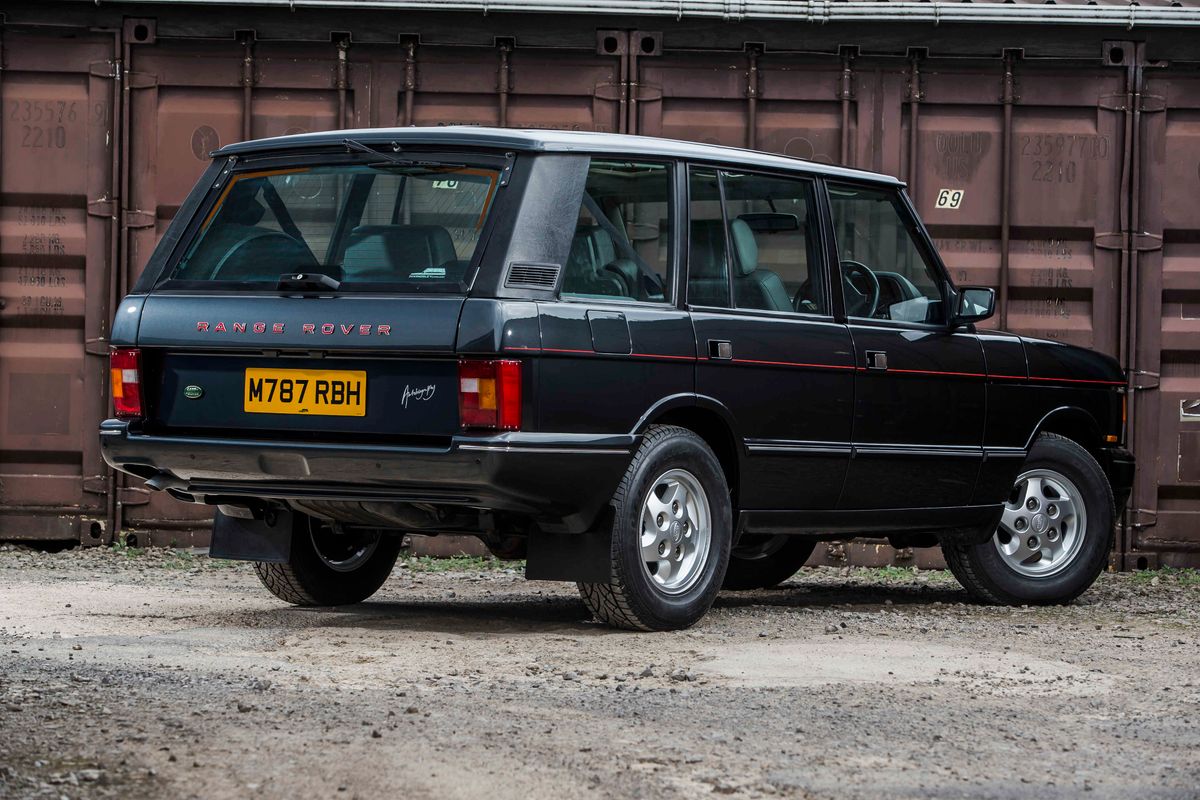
[
  {"xmin": 840, "ymin": 259, "xmax": 881, "ymax": 319},
  {"xmin": 211, "ymin": 231, "xmax": 317, "ymax": 281}
]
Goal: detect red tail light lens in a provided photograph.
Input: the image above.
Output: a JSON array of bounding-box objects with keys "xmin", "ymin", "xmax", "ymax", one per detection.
[
  {"xmin": 458, "ymin": 359, "xmax": 521, "ymax": 431},
  {"xmin": 110, "ymin": 348, "xmax": 143, "ymax": 420}
]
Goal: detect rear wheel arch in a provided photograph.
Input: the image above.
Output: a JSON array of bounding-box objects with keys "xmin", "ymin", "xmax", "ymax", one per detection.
[{"xmin": 639, "ymin": 399, "xmax": 742, "ymax": 507}]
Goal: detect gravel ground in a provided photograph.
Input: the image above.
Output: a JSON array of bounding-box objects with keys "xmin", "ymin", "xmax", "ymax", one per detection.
[{"xmin": 0, "ymin": 545, "xmax": 1197, "ymax": 800}]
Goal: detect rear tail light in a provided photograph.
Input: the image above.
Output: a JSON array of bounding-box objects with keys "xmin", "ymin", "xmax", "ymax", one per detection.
[
  {"xmin": 110, "ymin": 348, "xmax": 143, "ymax": 420},
  {"xmin": 458, "ymin": 359, "xmax": 521, "ymax": 431}
]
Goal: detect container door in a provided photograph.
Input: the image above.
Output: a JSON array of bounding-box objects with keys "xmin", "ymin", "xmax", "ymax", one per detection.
[{"xmin": 0, "ymin": 29, "xmax": 116, "ymax": 544}]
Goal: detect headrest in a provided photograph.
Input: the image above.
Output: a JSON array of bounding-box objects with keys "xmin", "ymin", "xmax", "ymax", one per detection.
[
  {"xmin": 343, "ymin": 224, "xmax": 457, "ymax": 276},
  {"xmin": 729, "ymin": 218, "xmax": 758, "ymax": 276},
  {"xmin": 223, "ymin": 185, "xmax": 267, "ymax": 227}
]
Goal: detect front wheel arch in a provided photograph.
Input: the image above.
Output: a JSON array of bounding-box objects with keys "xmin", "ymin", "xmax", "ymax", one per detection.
[{"xmin": 1025, "ymin": 406, "xmax": 1103, "ymax": 455}]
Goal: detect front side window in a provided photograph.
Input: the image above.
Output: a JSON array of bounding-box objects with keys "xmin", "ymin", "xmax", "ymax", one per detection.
[
  {"xmin": 561, "ymin": 160, "xmax": 672, "ymax": 303},
  {"xmin": 685, "ymin": 167, "xmax": 827, "ymax": 315},
  {"xmin": 169, "ymin": 161, "xmax": 501, "ymax": 290},
  {"xmin": 828, "ymin": 183, "xmax": 945, "ymax": 324}
]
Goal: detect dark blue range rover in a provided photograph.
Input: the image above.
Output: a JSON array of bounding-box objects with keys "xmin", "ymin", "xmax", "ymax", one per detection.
[{"xmin": 101, "ymin": 127, "xmax": 1134, "ymax": 630}]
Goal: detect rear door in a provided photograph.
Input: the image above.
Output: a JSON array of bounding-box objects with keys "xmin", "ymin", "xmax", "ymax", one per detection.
[
  {"xmin": 688, "ymin": 166, "xmax": 855, "ymax": 512},
  {"xmin": 135, "ymin": 156, "xmax": 505, "ymax": 441},
  {"xmin": 828, "ymin": 181, "xmax": 986, "ymax": 509}
]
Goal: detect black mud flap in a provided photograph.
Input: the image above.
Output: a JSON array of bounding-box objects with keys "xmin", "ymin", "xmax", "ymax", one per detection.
[
  {"xmin": 209, "ymin": 507, "xmax": 293, "ymax": 563},
  {"xmin": 525, "ymin": 524, "xmax": 612, "ymax": 584}
]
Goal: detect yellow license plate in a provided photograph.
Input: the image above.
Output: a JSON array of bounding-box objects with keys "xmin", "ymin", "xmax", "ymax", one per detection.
[{"xmin": 244, "ymin": 368, "xmax": 366, "ymax": 417}]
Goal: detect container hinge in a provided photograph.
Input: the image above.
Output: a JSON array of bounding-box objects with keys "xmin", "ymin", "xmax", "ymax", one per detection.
[
  {"xmin": 1130, "ymin": 369, "xmax": 1159, "ymax": 391},
  {"xmin": 1100, "ymin": 91, "xmax": 1167, "ymax": 113},
  {"xmin": 82, "ymin": 476, "xmax": 111, "ymax": 495},
  {"xmin": 87, "ymin": 198, "xmax": 116, "ymax": 219},
  {"xmin": 84, "ymin": 337, "xmax": 110, "ymax": 356},
  {"xmin": 89, "ymin": 60, "xmax": 120, "ymax": 79},
  {"xmin": 593, "ymin": 81, "xmax": 624, "ymax": 102},
  {"xmin": 118, "ymin": 486, "xmax": 152, "ymax": 507},
  {"xmin": 1139, "ymin": 94, "xmax": 1167, "ymax": 113},
  {"xmin": 125, "ymin": 71, "xmax": 157, "ymax": 90},
  {"xmin": 1127, "ymin": 508, "xmax": 1157, "ymax": 530},
  {"xmin": 1094, "ymin": 231, "xmax": 1163, "ymax": 252},
  {"xmin": 122, "ymin": 209, "xmax": 156, "ymax": 230},
  {"xmin": 1133, "ymin": 232, "xmax": 1163, "ymax": 252}
]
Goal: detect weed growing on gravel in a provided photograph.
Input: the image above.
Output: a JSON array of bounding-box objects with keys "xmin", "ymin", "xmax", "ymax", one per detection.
[
  {"xmin": 856, "ymin": 565, "xmax": 954, "ymax": 583},
  {"xmin": 1130, "ymin": 566, "xmax": 1200, "ymax": 586},
  {"xmin": 398, "ymin": 554, "xmax": 522, "ymax": 573}
]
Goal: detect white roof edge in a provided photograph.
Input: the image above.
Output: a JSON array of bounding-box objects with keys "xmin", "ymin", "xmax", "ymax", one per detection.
[{"xmin": 72, "ymin": 0, "xmax": 1200, "ymax": 28}]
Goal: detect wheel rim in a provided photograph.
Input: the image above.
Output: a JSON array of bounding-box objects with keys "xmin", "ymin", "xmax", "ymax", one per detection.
[
  {"xmin": 310, "ymin": 523, "xmax": 380, "ymax": 573},
  {"xmin": 639, "ymin": 468, "xmax": 712, "ymax": 596},
  {"xmin": 731, "ymin": 534, "xmax": 789, "ymax": 562},
  {"xmin": 993, "ymin": 468, "xmax": 1087, "ymax": 578}
]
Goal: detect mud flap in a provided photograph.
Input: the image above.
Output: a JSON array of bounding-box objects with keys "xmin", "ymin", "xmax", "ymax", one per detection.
[
  {"xmin": 209, "ymin": 507, "xmax": 293, "ymax": 563},
  {"xmin": 525, "ymin": 524, "xmax": 612, "ymax": 583}
]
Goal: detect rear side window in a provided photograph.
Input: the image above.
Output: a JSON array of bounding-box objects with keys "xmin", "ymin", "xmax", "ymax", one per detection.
[
  {"xmin": 561, "ymin": 159, "xmax": 672, "ymax": 303},
  {"xmin": 167, "ymin": 162, "xmax": 500, "ymax": 291}
]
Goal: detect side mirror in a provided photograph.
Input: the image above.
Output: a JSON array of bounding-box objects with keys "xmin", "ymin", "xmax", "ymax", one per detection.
[{"xmin": 950, "ymin": 286, "xmax": 996, "ymax": 327}]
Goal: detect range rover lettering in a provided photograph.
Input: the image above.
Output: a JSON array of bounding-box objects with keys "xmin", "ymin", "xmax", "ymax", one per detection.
[{"xmin": 100, "ymin": 128, "xmax": 1134, "ymax": 631}]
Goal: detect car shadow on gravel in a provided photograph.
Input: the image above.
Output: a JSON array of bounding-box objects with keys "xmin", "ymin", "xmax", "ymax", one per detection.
[
  {"xmin": 243, "ymin": 581, "xmax": 975, "ymax": 635},
  {"xmin": 715, "ymin": 581, "xmax": 971, "ymax": 610},
  {"xmin": 275, "ymin": 596, "xmax": 598, "ymax": 634}
]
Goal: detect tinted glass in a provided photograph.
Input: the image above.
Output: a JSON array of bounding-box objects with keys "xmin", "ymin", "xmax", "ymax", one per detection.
[
  {"xmin": 720, "ymin": 172, "xmax": 826, "ymax": 314},
  {"xmin": 828, "ymin": 183, "xmax": 945, "ymax": 323},
  {"xmin": 562, "ymin": 160, "xmax": 671, "ymax": 302},
  {"xmin": 170, "ymin": 163, "xmax": 500, "ymax": 290}
]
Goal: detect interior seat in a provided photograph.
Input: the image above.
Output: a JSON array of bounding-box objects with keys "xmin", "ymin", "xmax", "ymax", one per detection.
[
  {"xmin": 728, "ymin": 218, "xmax": 793, "ymax": 312},
  {"xmin": 562, "ymin": 225, "xmax": 624, "ymax": 297},
  {"xmin": 342, "ymin": 224, "xmax": 457, "ymax": 280},
  {"xmin": 686, "ymin": 219, "xmax": 731, "ymax": 307}
]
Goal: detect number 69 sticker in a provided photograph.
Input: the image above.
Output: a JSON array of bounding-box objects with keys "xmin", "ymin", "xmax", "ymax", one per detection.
[{"xmin": 935, "ymin": 188, "xmax": 964, "ymax": 209}]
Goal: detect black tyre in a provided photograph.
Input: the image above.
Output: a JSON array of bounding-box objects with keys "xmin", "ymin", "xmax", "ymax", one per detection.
[
  {"xmin": 254, "ymin": 514, "xmax": 402, "ymax": 606},
  {"xmin": 942, "ymin": 433, "xmax": 1114, "ymax": 605},
  {"xmin": 722, "ymin": 535, "xmax": 816, "ymax": 590},
  {"xmin": 577, "ymin": 425, "xmax": 732, "ymax": 631}
]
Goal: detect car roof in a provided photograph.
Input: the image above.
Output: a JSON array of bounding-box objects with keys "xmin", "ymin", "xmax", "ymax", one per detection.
[{"xmin": 213, "ymin": 126, "xmax": 903, "ymax": 187}]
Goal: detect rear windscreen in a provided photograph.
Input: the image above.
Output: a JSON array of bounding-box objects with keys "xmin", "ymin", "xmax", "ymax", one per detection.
[{"xmin": 167, "ymin": 162, "xmax": 501, "ymax": 291}]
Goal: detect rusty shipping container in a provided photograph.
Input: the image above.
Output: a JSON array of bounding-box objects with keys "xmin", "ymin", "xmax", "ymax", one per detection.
[{"xmin": 1, "ymin": 1, "xmax": 1198, "ymax": 567}]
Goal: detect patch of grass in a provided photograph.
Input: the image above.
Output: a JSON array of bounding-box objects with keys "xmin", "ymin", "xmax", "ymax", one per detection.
[
  {"xmin": 1130, "ymin": 566, "xmax": 1200, "ymax": 586},
  {"xmin": 848, "ymin": 565, "xmax": 947, "ymax": 581},
  {"xmin": 398, "ymin": 553, "xmax": 522, "ymax": 573}
]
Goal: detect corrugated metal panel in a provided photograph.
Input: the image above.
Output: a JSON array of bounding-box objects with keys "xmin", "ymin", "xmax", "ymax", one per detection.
[
  {"xmin": 1128, "ymin": 59, "xmax": 1200, "ymax": 568},
  {"xmin": 0, "ymin": 28, "xmax": 116, "ymax": 544},
  {"xmin": 0, "ymin": 4, "xmax": 1195, "ymax": 567}
]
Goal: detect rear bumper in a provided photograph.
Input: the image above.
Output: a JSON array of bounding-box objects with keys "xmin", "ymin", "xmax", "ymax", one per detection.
[
  {"xmin": 1100, "ymin": 445, "xmax": 1135, "ymax": 515},
  {"xmin": 99, "ymin": 420, "xmax": 634, "ymax": 532}
]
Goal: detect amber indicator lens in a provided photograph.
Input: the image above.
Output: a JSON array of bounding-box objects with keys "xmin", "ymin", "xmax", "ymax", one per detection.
[
  {"xmin": 458, "ymin": 359, "xmax": 521, "ymax": 431},
  {"xmin": 110, "ymin": 348, "xmax": 143, "ymax": 420}
]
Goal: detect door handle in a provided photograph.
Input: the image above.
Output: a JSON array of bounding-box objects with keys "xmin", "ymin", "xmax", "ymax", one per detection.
[
  {"xmin": 866, "ymin": 350, "xmax": 888, "ymax": 371},
  {"xmin": 708, "ymin": 339, "xmax": 733, "ymax": 360}
]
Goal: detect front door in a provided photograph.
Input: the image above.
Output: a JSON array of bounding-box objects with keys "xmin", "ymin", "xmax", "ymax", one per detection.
[
  {"xmin": 826, "ymin": 181, "xmax": 986, "ymax": 510},
  {"xmin": 687, "ymin": 167, "xmax": 855, "ymax": 512}
]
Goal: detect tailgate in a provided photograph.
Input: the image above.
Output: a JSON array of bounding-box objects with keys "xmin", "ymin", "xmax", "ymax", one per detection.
[{"xmin": 138, "ymin": 294, "xmax": 465, "ymax": 438}]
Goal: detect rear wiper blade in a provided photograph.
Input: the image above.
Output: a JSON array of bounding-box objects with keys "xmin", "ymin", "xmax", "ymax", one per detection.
[
  {"xmin": 277, "ymin": 272, "xmax": 340, "ymax": 292},
  {"xmin": 342, "ymin": 138, "xmax": 464, "ymax": 170}
]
